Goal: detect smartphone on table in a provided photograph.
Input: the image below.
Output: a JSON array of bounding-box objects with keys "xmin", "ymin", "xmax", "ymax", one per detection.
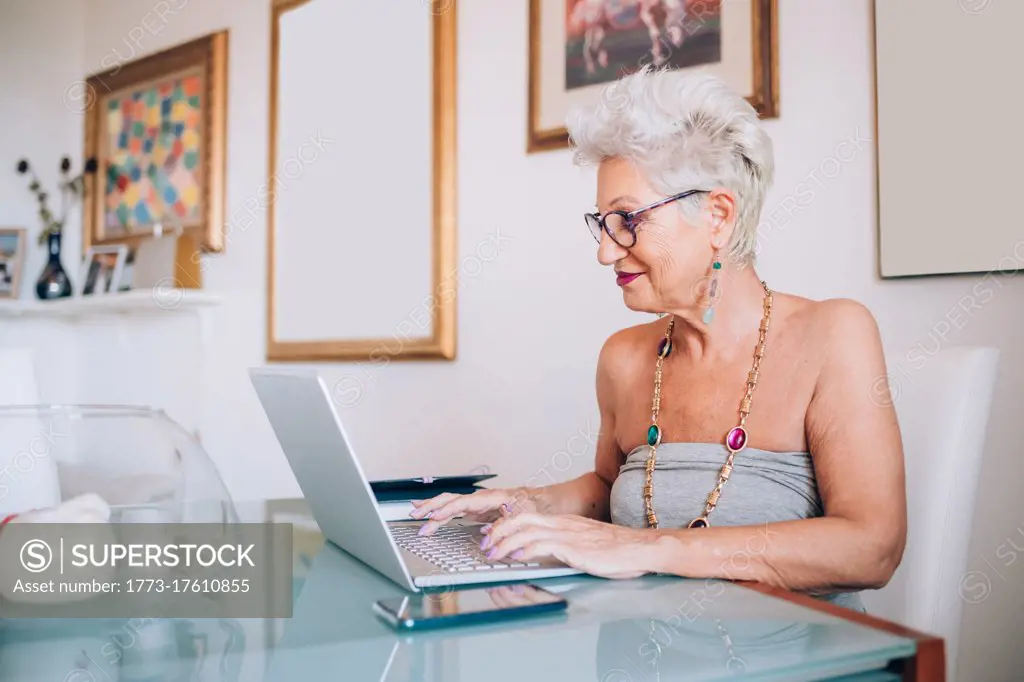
[{"xmin": 372, "ymin": 583, "xmax": 568, "ymax": 631}]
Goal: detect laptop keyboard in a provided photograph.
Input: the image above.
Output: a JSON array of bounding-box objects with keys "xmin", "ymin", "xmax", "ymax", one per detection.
[{"xmin": 390, "ymin": 524, "xmax": 542, "ymax": 573}]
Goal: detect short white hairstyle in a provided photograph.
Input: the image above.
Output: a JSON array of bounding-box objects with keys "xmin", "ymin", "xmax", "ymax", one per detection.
[{"xmin": 567, "ymin": 67, "xmax": 775, "ymax": 264}]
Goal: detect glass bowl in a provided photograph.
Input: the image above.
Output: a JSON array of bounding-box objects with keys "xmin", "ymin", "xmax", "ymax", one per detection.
[{"xmin": 0, "ymin": 405, "xmax": 236, "ymax": 524}]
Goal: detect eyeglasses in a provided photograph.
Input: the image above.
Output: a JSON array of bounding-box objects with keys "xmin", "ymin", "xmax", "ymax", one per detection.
[{"xmin": 584, "ymin": 189, "xmax": 708, "ymax": 248}]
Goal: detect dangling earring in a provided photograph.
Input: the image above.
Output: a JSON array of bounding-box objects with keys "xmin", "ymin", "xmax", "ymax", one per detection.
[{"xmin": 702, "ymin": 251, "xmax": 722, "ymax": 325}]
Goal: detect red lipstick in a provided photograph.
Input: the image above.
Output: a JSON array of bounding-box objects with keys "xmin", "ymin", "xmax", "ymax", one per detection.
[{"xmin": 616, "ymin": 272, "xmax": 643, "ymax": 286}]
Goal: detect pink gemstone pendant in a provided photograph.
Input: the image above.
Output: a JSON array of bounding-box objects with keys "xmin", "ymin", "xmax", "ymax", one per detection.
[{"xmin": 725, "ymin": 426, "xmax": 747, "ymax": 453}]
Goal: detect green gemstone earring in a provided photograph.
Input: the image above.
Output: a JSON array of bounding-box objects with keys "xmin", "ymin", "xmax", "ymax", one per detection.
[{"xmin": 703, "ymin": 252, "xmax": 722, "ymax": 325}]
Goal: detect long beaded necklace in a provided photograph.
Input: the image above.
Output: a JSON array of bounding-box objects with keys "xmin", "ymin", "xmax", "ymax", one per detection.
[
  {"xmin": 643, "ymin": 617, "xmax": 746, "ymax": 678},
  {"xmin": 643, "ymin": 281, "xmax": 773, "ymax": 529}
]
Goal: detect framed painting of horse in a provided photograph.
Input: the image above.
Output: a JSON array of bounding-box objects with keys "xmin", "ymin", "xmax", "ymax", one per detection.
[{"xmin": 528, "ymin": 0, "xmax": 778, "ymax": 152}]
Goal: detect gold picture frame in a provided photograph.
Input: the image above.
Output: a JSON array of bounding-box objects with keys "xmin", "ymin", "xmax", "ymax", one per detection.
[
  {"xmin": 528, "ymin": 0, "xmax": 779, "ymax": 153},
  {"xmin": 0, "ymin": 227, "xmax": 28, "ymax": 299},
  {"xmin": 82, "ymin": 31, "xmax": 229, "ymax": 289},
  {"xmin": 266, "ymin": 0, "xmax": 457, "ymax": 362}
]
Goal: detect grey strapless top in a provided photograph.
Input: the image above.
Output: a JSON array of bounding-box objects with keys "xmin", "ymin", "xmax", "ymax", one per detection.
[{"xmin": 610, "ymin": 442, "xmax": 865, "ymax": 613}]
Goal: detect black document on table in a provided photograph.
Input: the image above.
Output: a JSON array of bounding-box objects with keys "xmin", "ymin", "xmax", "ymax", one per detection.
[{"xmin": 369, "ymin": 473, "xmax": 497, "ymax": 503}]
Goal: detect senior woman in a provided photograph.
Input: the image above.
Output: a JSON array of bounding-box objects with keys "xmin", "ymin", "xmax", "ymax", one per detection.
[{"xmin": 411, "ymin": 67, "xmax": 906, "ymax": 610}]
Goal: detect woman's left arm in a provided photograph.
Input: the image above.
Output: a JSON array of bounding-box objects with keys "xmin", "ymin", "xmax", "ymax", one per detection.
[{"xmin": 482, "ymin": 300, "xmax": 908, "ymax": 592}]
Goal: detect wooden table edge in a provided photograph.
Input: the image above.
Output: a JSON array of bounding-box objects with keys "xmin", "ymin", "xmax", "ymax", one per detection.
[{"xmin": 735, "ymin": 581, "xmax": 945, "ymax": 682}]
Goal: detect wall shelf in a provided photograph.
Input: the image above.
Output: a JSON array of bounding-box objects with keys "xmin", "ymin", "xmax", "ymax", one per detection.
[{"xmin": 0, "ymin": 289, "xmax": 221, "ymax": 318}]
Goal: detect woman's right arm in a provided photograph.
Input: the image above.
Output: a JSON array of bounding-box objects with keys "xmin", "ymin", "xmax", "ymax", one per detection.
[{"xmin": 412, "ymin": 331, "xmax": 627, "ymax": 532}]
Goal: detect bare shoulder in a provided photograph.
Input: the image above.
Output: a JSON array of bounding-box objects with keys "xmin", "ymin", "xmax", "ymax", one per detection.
[
  {"xmin": 812, "ymin": 298, "xmax": 882, "ymax": 354},
  {"xmin": 778, "ymin": 297, "xmax": 888, "ymax": 405},
  {"xmin": 596, "ymin": 320, "xmax": 662, "ymax": 393},
  {"xmin": 598, "ymin": 320, "xmax": 661, "ymax": 366},
  {"xmin": 781, "ymin": 295, "xmax": 882, "ymax": 355}
]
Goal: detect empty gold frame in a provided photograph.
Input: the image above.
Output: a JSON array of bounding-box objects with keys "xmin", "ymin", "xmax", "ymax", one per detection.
[{"xmin": 267, "ymin": 0, "xmax": 457, "ymax": 361}]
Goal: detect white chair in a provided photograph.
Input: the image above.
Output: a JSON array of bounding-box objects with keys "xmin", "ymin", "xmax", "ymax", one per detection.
[{"xmin": 861, "ymin": 345, "xmax": 1000, "ymax": 682}]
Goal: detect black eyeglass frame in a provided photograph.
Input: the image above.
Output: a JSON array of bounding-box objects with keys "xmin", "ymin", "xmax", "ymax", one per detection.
[{"xmin": 584, "ymin": 189, "xmax": 708, "ymax": 248}]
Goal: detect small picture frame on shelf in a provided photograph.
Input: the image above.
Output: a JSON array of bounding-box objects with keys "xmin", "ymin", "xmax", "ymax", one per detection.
[
  {"xmin": 80, "ymin": 245, "xmax": 128, "ymax": 296},
  {"xmin": 0, "ymin": 227, "xmax": 27, "ymax": 299}
]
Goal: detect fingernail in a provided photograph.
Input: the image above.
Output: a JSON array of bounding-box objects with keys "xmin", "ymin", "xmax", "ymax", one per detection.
[
  {"xmin": 501, "ymin": 503, "xmax": 511, "ymax": 514},
  {"xmin": 418, "ymin": 525, "xmax": 430, "ymax": 536},
  {"xmin": 425, "ymin": 511, "xmax": 434, "ymax": 519},
  {"xmin": 511, "ymin": 550, "xmax": 524, "ymax": 560},
  {"xmin": 479, "ymin": 537, "xmax": 489, "ymax": 550},
  {"xmin": 481, "ymin": 524, "xmax": 492, "ymax": 534},
  {"xmin": 486, "ymin": 548, "xmax": 497, "ymax": 559}
]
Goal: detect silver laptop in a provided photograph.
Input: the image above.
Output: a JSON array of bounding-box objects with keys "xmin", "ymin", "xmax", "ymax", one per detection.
[{"xmin": 249, "ymin": 367, "xmax": 582, "ymax": 591}]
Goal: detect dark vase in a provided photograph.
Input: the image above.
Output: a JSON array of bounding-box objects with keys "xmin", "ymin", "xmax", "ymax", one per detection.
[{"xmin": 35, "ymin": 232, "xmax": 73, "ymax": 300}]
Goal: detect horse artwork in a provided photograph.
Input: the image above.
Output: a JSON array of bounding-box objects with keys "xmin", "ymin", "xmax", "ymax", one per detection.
[
  {"xmin": 565, "ymin": 0, "xmax": 722, "ymax": 89},
  {"xmin": 529, "ymin": 0, "xmax": 777, "ymax": 152}
]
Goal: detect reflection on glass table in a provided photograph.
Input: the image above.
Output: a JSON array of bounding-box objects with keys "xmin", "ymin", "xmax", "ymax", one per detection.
[
  {"xmin": 373, "ymin": 583, "xmax": 568, "ymax": 631},
  {"xmin": 0, "ymin": 499, "xmax": 920, "ymax": 682}
]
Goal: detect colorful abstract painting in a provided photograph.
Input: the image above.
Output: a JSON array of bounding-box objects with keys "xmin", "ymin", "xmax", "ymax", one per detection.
[{"xmin": 103, "ymin": 71, "xmax": 203, "ymax": 233}]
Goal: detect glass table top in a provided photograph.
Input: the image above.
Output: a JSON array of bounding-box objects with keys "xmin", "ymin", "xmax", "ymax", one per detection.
[{"xmin": 0, "ymin": 499, "xmax": 916, "ymax": 681}]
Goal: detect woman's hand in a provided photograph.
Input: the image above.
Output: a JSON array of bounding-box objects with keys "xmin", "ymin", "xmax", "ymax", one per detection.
[
  {"xmin": 480, "ymin": 512, "xmax": 656, "ymax": 580},
  {"xmin": 408, "ymin": 487, "xmax": 538, "ymax": 536}
]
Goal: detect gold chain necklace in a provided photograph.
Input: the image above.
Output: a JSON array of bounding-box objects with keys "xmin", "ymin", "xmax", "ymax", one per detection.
[
  {"xmin": 643, "ymin": 281, "xmax": 773, "ymax": 529},
  {"xmin": 643, "ymin": 617, "xmax": 745, "ymax": 677}
]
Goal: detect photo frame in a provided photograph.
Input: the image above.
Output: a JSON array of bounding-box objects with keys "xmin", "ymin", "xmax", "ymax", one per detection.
[
  {"xmin": 80, "ymin": 245, "xmax": 129, "ymax": 296},
  {"xmin": 81, "ymin": 31, "xmax": 229, "ymax": 288},
  {"xmin": 0, "ymin": 228, "xmax": 27, "ymax": 299},
  {"xmin": 266, "ymin": 0, "xmax": 457, "ymax": 361},
  {"xmin": 529, "ymin": 0, "xmax": 778, "ymax": 152}
]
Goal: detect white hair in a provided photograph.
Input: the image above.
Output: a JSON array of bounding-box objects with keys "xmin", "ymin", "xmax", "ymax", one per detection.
[{"xmin": 567, "ymin": 67, "xmax": 775, "ymax": 264}]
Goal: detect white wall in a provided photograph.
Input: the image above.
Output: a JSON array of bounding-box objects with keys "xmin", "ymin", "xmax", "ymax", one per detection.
[
  {"xmin": 0, "ymin": 0, "xmax": 86, "ymax": 291},
  {"xmin": 1, "ymin": 1, "xmax": 1021, "ymax": 679}
]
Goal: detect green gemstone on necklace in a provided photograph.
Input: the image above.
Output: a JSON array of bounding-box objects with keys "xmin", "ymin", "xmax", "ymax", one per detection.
[
  {"xmin": 647, "ymin": 424, "xmax": 662, "ymax": 447},
  {"xmin": 712, "ymin": 261, "xmax": 722, "ymax": 270}
]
